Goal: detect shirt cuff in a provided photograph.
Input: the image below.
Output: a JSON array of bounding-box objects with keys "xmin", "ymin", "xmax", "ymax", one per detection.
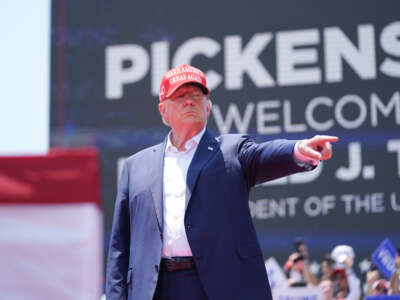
[{"xmin": 294, "ymin": 141, "xmax": 320, "ymax": 166}]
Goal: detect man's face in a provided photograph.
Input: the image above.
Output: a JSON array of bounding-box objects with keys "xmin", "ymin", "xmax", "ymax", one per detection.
[{"xmin": 158, "ymin": 84, "xmax": 211, "ymax": 131}]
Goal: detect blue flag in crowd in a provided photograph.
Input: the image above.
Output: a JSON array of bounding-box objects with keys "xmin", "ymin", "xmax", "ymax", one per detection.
[{"xmin": 371, "ymin": 238, "xmax": 397, "ymax": 279}]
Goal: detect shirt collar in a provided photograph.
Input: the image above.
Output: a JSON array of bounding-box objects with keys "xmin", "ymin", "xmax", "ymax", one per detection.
[{"xmin": 165, "ymin": 127, "xmax": 206, "ymax": 153}]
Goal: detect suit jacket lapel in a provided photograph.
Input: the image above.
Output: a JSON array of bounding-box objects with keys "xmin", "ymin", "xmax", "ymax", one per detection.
[
  {"xmin": 186, "ymin": 129, "xmax": 219, "ymax": 207},
  {"xmin": 149, "ymin": 141, "xmax": 166, "ymax": 233}
]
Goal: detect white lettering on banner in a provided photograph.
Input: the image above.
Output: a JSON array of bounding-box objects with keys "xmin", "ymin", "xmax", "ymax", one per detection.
[
  {"xmin": 259, "ymin": 138, "xmax": 400, "ymax": 187},
  {"xmin": 172, "ymin": 37, "xmax": 222, "ymax": 92},
  {"xmin": 212, "ymin": 102, "xmax": 255, "ymax": 134},
  {"xmin": 341, "ymin": 193, "xmax": 385, "ymax": 214},
  {"xmin": 371, "ymin": 92, "xmax": 400, "ymax": 126},
  {"xmin": 335, "ymin": 94, "xmax": 367, "ymax": 129},
  {"xmin": 257, "ymin": 100, "xmax": 281, "ymax": 134},
  {"xmin": 277, "ymin": 29, "xmax": 321, "ymax": 86},
  {"xmin": 380, "ymin": 21, "xmax": 400, "ymax": 77},
  {"xmin": 335, "ymin": 140, "xmax": 400, "ymax": 181},
  {"xmin": 151, "ymin": 41, "xmax": 169, "ymax": 98},
  {"xmin": 336, "ymin": 142, "xmax": 362, "ymax": 181},
  {"xmin": 305, "ymin": 97, "xmax": 334, "ymax": 131},
  {"xmin": 283, "ymin": 100, "xmax": 307, "ymax": 132},
  {"xmin": 249, "ymin": 192, "xmax": 398, "ymax": 220},
  {"xmin": 324, "ymin": 24, "xmax": 376, "ymax": 83},
  {"xmin": 387, "ymin": 139, "xmax": 400, "ymax": 176},
  {"xmin": 211, "ymin": 91, "xmax": 400, "ymax": 134},
  {"xmin": 391, "ymin": 192, "xmax": 400, "ymax": 211},
  {"xmin": 249, "ymin": 197, "xmax": 299, "ymax": 219},
  {"xmin": 105, "ymin": 45, "xmax": 149, "ymax": 99},
  {"xmin": 303, "ymin": 195, "xmax": 336, "ymax": 217},
  {"xmin": 225, "ymin": 33, "xmax": 275, "ymax": 89},
  {"xmin": 105, "ymin": 21, "xmax": 400, "ymax": 100}
]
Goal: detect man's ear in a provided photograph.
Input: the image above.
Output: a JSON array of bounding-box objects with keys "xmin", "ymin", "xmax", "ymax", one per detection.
[
  {"xmin": 159, "ymin": 102, "xmax": 166, "ymax": 117},
  {"xmin": 206, "ymin": 99, "xmax": 212, "ymax": 117},
  {"xmin": 159, "ymin": 102, "xmax": 170, "ymax": 126},
  {"xmin": 159, "ymin": 102, "xmax": 169, "ymax": 122}
]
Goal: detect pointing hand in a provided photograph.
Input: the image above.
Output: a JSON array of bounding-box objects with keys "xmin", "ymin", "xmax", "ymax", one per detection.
[{"xmin": 298, "ymin": 135, "xmax": 339, "ymax": 161}]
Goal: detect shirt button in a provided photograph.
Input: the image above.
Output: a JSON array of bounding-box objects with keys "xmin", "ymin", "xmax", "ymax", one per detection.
[{"xmin": 186, "ymin": 224, "xmax": 193, "ymax": 230}]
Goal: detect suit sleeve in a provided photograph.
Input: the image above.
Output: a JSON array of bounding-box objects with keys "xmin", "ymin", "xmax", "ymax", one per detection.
[
  {"xmin": 238, "ymin": 137, "xmax": 313, "ymax": 188},
  {"xmin": 106, "ymin": 161, "xmax": 131, "ymax": 300}
]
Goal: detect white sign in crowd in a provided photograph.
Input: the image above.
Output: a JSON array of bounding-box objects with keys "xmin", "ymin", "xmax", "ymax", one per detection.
[{"xmin": 265, "ymin": 257, "xmax": 323, "ymax": 300}]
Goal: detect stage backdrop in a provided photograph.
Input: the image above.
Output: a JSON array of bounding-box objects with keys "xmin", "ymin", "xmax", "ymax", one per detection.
[{"xmin": 51, "ymin": 0, "xmax": 400, "ymax": 275}]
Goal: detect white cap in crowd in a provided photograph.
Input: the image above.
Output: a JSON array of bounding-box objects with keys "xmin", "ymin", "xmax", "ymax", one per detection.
[{"xmin": 331, "ymin": 245, "xmax": 355, "ymax": 263}]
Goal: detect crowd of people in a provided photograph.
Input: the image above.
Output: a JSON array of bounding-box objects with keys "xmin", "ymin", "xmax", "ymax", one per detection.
[{"xmin": 280, "ymin": 239, "xmax": 400, "ymax": 299}]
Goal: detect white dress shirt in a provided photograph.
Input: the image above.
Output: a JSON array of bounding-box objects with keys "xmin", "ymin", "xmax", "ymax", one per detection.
[
  {"xmin": 161, "ymin": 130, "xmax": 317, "ymax": 258},
  {"xmin": 161, "ymin": 128, "xmax": 205, "ymax": 257}
]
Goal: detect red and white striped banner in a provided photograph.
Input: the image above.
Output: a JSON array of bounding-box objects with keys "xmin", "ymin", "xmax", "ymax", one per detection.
[{"xmin": 0, "ymin": 149, "xmax": 103, "ymax": 300}]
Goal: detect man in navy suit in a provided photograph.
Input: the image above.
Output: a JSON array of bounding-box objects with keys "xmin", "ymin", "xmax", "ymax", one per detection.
[{"xmin": 106, "ymin": 64, "xmax": 338, "ymax": 300}]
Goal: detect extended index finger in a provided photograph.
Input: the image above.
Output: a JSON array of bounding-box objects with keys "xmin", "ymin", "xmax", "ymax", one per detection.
[{"xmin": 310, "ymin": 135, "xmax": 339, "ymax": 145}]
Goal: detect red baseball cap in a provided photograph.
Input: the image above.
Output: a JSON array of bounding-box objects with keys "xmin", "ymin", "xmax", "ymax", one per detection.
[{"xmin": 159, "ymin": 64, "xmax": 209, "ymax": 102}]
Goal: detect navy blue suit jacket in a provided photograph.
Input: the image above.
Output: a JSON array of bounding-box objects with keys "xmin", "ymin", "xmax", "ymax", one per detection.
[{"xmin": 106, "ymin": 130, "xmax": 311, "ymax": 300}]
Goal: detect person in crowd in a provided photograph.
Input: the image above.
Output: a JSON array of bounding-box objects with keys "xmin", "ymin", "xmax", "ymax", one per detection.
[
  {"xmin": 320, "ymin": 279, "xmax": 334, "ymax": 300},
  {"xmin": 331, "ymin": 245, "xmax": 361, "ymax": 300},
  {"xmin": 294, "ymin": 238, "xmax": 309, "ymax": 258},
  {"xmin": 320, "ymin": 254, "xmax": 335, "ymax": 282},
  {"xmin": 284, "ymin": 243, "xmax": 318, "ymax": 287},
  {"xmin": 284, "ymin": 252, "xmax": 307, "ymax": 287},
  {"xmin": 331, "ymin": 269, "xmax": 349, "ymax": 300},
  {"xmin": 294, "ymin": 238, "xmax": 318, "ymax": 286},
  {"xmin": 371, "ymin": 279, "xmax": 390, "ymax": 295},
  {"xmin": 390, "ymin": 247, "xmax": 400, "ymax": 294},
  {"xmin": 364, "ymin": 265, "xmax": 381, "ymax": 295}
]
